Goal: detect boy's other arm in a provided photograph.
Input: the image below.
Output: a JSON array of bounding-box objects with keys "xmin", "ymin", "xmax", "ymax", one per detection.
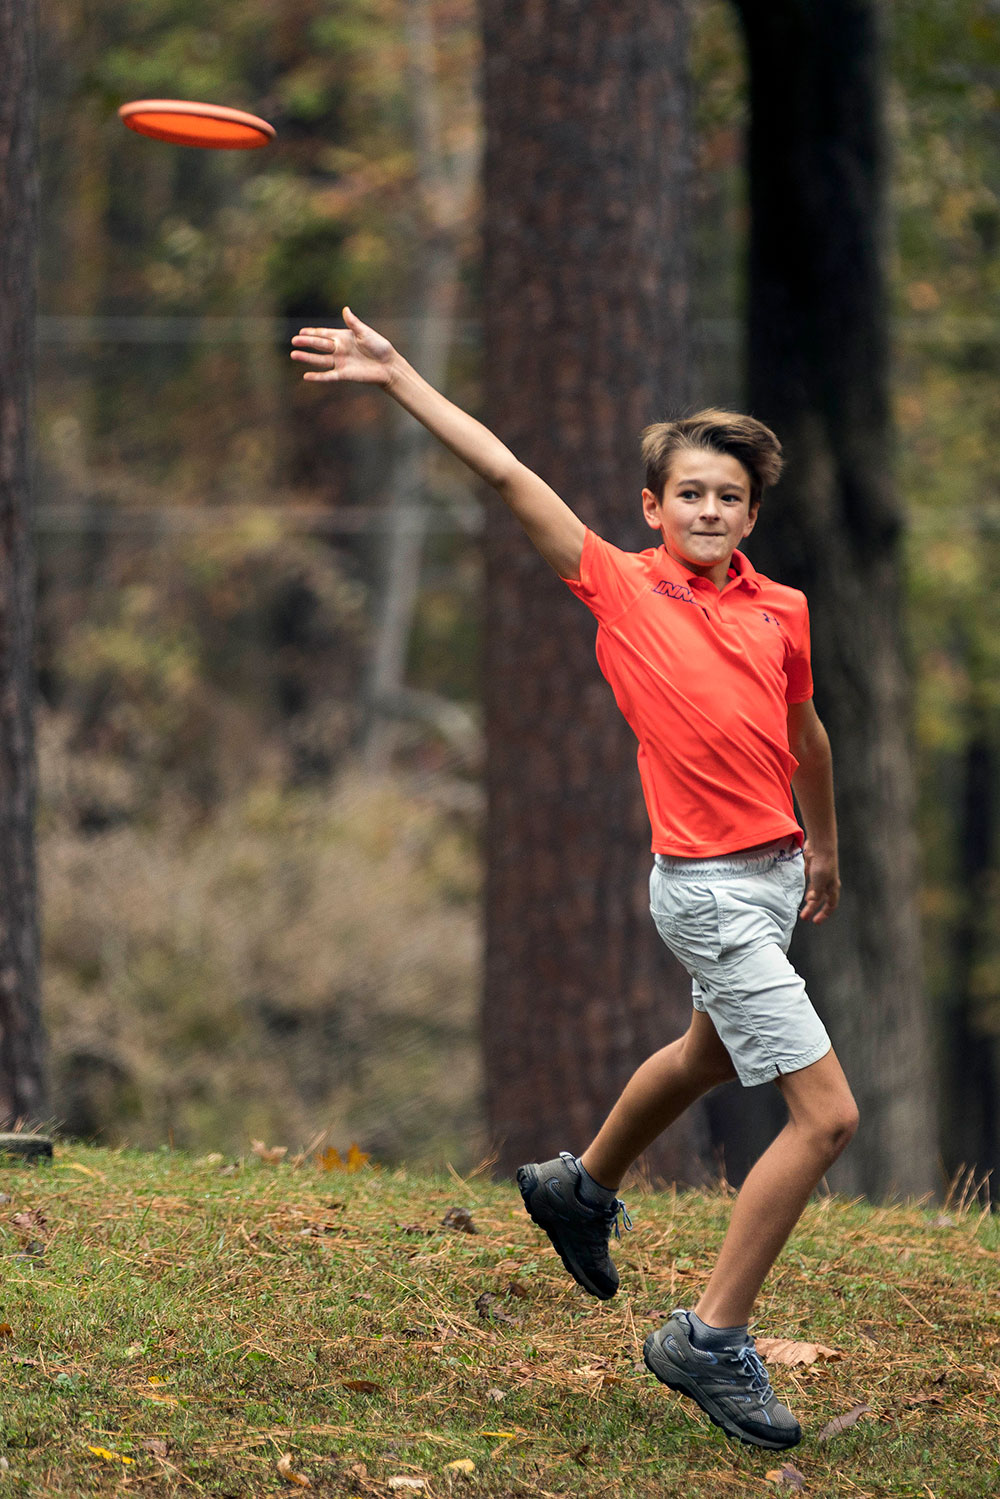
[
  {"xmin": 291, "ymin": 309, "xmax": 586, "ymax": 580},
  {"xmin": 788, "ymin": 697, "xmax": 840, "ymax": 924}
]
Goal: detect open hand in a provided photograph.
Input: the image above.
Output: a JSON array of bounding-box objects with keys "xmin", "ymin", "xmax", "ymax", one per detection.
[
  {"xmin": 799, "ymin": 839, "xmax": 840, "ymax": 924},
  {"xmin": 290, "ymin": 306, "xmax": 396, "ymax": 384}
]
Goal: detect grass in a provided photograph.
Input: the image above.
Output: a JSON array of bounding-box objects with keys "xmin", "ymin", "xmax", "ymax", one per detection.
[{"xmin": 0, "ymin": 1144, "xmax": 997, "ymax": 1498}]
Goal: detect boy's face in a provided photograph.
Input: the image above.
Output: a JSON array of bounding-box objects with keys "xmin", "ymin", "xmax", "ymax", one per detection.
[{"xmin": 642, "ymin": 448, "xmax": 757, "ymax": 586}]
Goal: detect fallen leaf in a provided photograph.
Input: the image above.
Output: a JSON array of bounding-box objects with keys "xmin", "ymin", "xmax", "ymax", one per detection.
[
  {"xmin": 475, "ymin": 1292, "xmax": 517, "ymax": 1326},
  {"xmin": 61, "ymin": 1162, "xmax": 105, "ymax": 1180},
  {"xmin": 342, "ymin": 1378, "xmax": 380, "ymax": 1394},
  {"xmin": 345, "ymin": 1142, "xmax": 371, "ymax": 1172},
  {"xmin": 485, "ymin": 1388, "xmax": 506, "ymax": 1403},
  {"xmin": 316, "ymin": 1142, "xmax": 371, "ymax": 1172},
  {"xmin": 87, "ymin": 1446, "xmax": 134, "ymax": 1465},
  {"xmin": 817, "ymin": 1402, "xmax": 870, "ymax": 1442},
  {"xmin": 756, "ymin": 1338, "xmax": 842, "ymax": 1366},
  {"xmin": 387, "ymin": 1480, "xmax": 426, "ymax": 1492},
  {"xmin": 0, "ymin": 1323, "xmax": 13, "ymax": 1339},
  {"xmin": 505, "ymin": 1279, "xmax": 529, "ymax": 1298},
  {"xmin": 12, "ymin": 1209, "xmax": 47, "ymax": 1235},
  {"xmin": 443, "ymin": 1458, "xmax": 475, "ymax": 1474},
  {"xmin": 141, "ymin": 1439, "xmax": 168, "ymax": 1457},
  {"xmin": 250, "ymin": 1140, "xmax": 287, "ymax": 1165},
  {"xmin": 765, "ymin": 1463, "xmax": 806, "ymax": 1491},
  {"xmin": 277, "ymin": 1452, "xmax": 310, "ymax": 1487},
  {"xmin": 442, "ymin": 1206, "xmax": 478, "ymax": 1234},
  {"xmin": 901, "ymin": 1389, "xmax": 945, "ymax": 1409}
]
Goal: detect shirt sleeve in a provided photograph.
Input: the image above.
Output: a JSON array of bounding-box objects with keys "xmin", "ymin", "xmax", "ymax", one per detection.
[
  {"xmin": 783, "ymin": 593, "xmax": 814, "ymax": 703},
  {"xmin": 561, "ymin": 528, "xmax": 649, "ymax": 624}
]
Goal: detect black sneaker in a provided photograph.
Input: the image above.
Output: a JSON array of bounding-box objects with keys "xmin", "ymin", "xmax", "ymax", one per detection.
[
  {"xmin": 516, "ymin": 1152, "xmax": 632, "ymax": 1300},
  {"xmin": 644, "ymin": 1309, "xmax": 802, "ymax": 1450}
]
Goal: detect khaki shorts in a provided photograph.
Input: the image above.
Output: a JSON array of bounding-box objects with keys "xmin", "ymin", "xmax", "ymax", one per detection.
[{"xmin": 649, "ymin": 838, "xmax": 832, "ymax": 1088}]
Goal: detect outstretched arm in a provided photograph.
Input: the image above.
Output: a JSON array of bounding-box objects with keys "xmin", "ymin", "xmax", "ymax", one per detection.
[
  {"xmin": 291, "ymin": 308, "xmax": 586, "ymax": 580},
  {"xmin": 788, "ymin": 698, "xmax": 840, "ymax": 924}
]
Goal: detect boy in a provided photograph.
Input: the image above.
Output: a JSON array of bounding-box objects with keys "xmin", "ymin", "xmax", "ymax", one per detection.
[{"xmin": 291, "ymin": 309, "xmax": 860, "ymax": 1453}]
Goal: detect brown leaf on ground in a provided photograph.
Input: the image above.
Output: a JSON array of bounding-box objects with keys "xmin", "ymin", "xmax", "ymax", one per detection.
[
  {"xmin": 251, "ymin": 1140, "xmax": 287, "ymax": 1165},
  {"xmin": 756, "ymin": 1337, "xmax": 843, "ymax": 1366},
  {"xmin": 475, "ymin": 1292, "xmax": 517, "ymax": 1326},
  {"xmin": 901, "ymin": 1389, "xmax": 945, "ymax": 1409},
  {"xmin": 276, "ymin": 1452, "xmax": 310, "ymax": 1486},
  {"xmin": 817, "ymin": 1402, "xmax": 871, "ymax": 1442},
  {"xmin": 387, "ymin": 1480, "xmax": 426, "ymax": 1492},
  {"xmin": 341, "ymin": 1378, "xmax": 380, "ymax": 1394},
  {"xmin": 765, "ymin": 1463, "xmax": 807, "ymax": 1491},
  {"xmin": 442, "ymin": 1206, "xmax": 478, "ymax": 1234},
  {"xmin": 11, "ymin": 1209, "xmax": 47, "ymax": 1236},
  {"xmin": 140, "ymin": 1439, "xmax": 168, "ymax": 1457}
]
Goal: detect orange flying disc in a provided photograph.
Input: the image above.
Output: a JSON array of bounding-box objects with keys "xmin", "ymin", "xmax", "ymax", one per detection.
[{"xmin": 118, "ymin": 99, "xmax": 275, "ymax": 150}]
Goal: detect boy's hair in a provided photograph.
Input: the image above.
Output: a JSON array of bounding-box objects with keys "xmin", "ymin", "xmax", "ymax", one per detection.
[{"xmin": 641, "ymin": 409, "xmax": 783, "ymax": 508}]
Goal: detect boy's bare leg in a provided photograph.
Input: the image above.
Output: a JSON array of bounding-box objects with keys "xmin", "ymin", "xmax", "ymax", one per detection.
[
  {"xmin": 694, "ymin": 1049, "xmax": 858, "ymax": 1328},
  {"xmin": 580, "ymin": 1009, "xmax": 737, "ymax": 1190}
]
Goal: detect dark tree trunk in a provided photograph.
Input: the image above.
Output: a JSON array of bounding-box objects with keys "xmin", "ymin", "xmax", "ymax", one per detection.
[
  {"xmin": 481, "ymin": 0, "xmax": 711, "ymax": 1182},
  {"xmin": 0, "ymin": 0, "xmax": 45, "ymax": 1124},
  {"xmin": 943, "ymin": 649, "xmax": 1000, "ymax": 1189},
  {"xmin": 729, "ymin": 0, "xmax": 937, "ymax": 1197}
]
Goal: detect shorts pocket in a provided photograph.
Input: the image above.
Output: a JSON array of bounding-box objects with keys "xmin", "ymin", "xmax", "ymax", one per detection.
[{"xmin": 649, "ymin": 871, "xmax": 725, "ymax": 965}]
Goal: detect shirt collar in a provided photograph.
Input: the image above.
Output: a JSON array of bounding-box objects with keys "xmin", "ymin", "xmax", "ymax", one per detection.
[{"xmin": 655, "ymin": 545, "xmax": 762, "ymax": 595}]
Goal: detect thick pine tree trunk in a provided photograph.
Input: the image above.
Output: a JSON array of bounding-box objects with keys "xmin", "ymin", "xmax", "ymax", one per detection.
[
  {"xmin": 480, "ymin": 0, "xmax": 710, "ymax": 1182},
  {"xmin": 729, "ymin": 0, "xmax": 937, "ymax": 1197},
  {"xmin": 0, "ymin": 0, "xmax": 45, "ymax": 1125}
]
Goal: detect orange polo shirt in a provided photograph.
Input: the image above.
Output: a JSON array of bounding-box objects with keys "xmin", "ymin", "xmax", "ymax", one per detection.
[{"xmin": 563, "ymin": 529, "xmax": 813, "ymax": 857}]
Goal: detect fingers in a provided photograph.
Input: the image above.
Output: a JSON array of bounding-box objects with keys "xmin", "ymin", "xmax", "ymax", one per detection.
[
  {"xmin": 290, "ymin": 330, "xmax": 340, "ymax": 377},
  {"xmin": 799, "ymin": 883, "xmax": 840, "ymax": 924}
]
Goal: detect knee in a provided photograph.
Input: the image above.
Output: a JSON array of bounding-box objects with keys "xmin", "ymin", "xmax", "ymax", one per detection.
[{"xmin": 810, "ymin": 1103, "xmax": 859, "ymax": 1162}]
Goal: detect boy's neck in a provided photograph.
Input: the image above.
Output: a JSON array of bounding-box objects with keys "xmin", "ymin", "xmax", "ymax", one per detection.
[{"xmin": 661, "ymin": 540, "xmax": 737, "ymax": 590}]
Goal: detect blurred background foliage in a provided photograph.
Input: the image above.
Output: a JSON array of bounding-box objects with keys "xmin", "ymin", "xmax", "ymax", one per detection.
[{"xmin": 35, "ymin": 0, "xmax": 1000, "ymax": 1164}]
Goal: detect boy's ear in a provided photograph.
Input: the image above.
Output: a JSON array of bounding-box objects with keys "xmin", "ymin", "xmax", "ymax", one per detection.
[
  {"xmin": 742, "ymin": 501, "xmax": 760, "ymax": 539},
  {"xmin": 641, "ymin": 487, "xmax": 664, "ymax": 531}
]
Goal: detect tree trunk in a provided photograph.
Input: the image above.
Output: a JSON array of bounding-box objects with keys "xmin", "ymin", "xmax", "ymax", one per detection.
[
  {"xmin": 730, "ymin": 0, "xmax": 937, "ymax": 1198},
  {"xmin": 0, "ymin": 0, "xmax": 45, "ymax": 1124},
  {"xmin": 481, "ymin": 0, "xmax": 710, "ymax": 1183},
  {"xmin": 943, "ymin": 625, "xmax": 999, "ymax": 1191}
]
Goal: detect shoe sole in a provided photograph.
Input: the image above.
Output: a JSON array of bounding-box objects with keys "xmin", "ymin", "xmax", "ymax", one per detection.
[
  {"xmin": 516, "ymin": 1164, "xmax": 618, "ymax": 1300},
  {"xmin": 643, "ymin": 1333, "xmax": 801, "ymax": 1452}
]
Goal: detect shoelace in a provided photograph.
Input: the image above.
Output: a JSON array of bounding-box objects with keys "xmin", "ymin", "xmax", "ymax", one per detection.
[
  {"xmin": 734, "ymin": 1342, "xmax": 774, "ymax": 1401},
  {"xmin": 607, "ymin": 1198, "xmax": 633, "ymax": 1240}
]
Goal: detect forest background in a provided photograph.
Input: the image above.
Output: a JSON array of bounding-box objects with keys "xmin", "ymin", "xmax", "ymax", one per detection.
[{"xmin": 33, "ymin": 0, "xmax": 1000, "ymax": 1180}]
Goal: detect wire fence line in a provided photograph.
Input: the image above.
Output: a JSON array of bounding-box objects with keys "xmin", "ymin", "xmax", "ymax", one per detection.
[
  {"xmin": 36, "ymin": 313, "xmax": 999, "ymax": 346},
  {"xmin": 32, "ymin": 503, "xmax": 485, "ymax": 535}
]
